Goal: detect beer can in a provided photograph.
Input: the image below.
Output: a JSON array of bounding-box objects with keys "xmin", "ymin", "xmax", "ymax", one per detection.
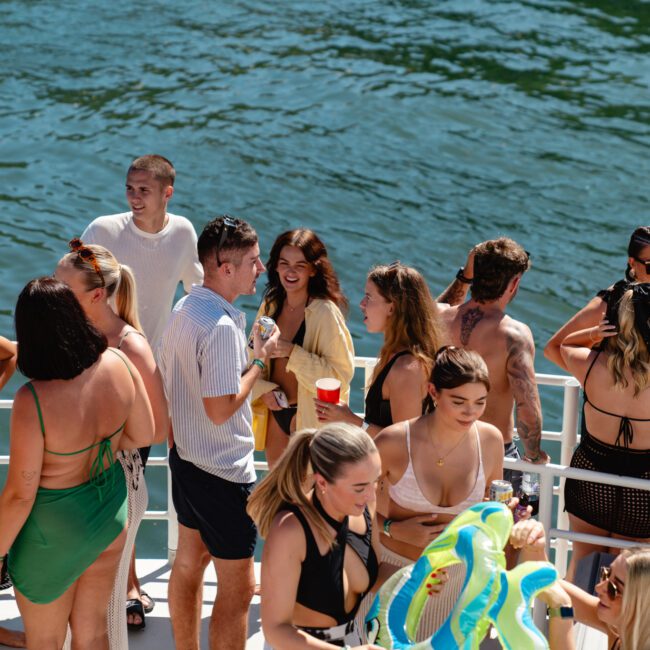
[
  {"xmin": 489, "ymin": 480, "xmax": 513, "ymax": 504},
  {"xmin": 248, "ymin": 316, "xmax": 275, "ymax": 349}
]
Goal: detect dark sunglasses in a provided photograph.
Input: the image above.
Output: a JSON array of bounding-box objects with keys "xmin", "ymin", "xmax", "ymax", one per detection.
[
  {"xmin": 69, "ymin": 238, "xmax": 105, "ymax": 287},
  {"xmin": 634, "ymin": 257, "xmax": 650, "ymax": 274},
  {"xmin": 600, "ymin": 566, "xmax": 621, "ymax": 600},
  {"xmin": 216, "ymin": 215, "xmax": 237, "ymax": 265}
]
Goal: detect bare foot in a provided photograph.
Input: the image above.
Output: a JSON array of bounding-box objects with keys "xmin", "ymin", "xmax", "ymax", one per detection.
[
  {"xmin": 0, "ymin": 626, "xmax": 26, "ymax": 648},
  {"xmin": 140, "ymin": 591, "xmax": 155, "ymax": 614}
]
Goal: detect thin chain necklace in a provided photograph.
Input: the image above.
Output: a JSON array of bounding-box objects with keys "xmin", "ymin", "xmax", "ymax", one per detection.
[
  {"xmin": 428, "ymin": 421, "xmax": 471, "ymax": 467},
  {"xmin": 284, "ymin": 296, "xmax": 309, "ymax": 313}
]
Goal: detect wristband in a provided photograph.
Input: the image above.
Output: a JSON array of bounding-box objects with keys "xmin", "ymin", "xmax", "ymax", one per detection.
[
  {"xmin": 361, "ymin": 420, "xmax": 370, "ymax": 431},
  {"xmin": 456, "ymin": 266, "xmax": 473, "ymax": 284},
  {"xmin": 547, "ymin": 606, "xmax": 574, "ymax": 619},
  {"xmin": 250, "ymin": 358, "xmax": 266, "ymax": 372},
  {"xmin": 383, "ymin": 518, "xmax": 394, "ymax": 538}
]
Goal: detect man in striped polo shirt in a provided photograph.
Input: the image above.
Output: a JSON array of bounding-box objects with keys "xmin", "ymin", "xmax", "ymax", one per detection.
[{"xmin": 158, "ymin": 215, "xmax": 278, "ymax": 650}]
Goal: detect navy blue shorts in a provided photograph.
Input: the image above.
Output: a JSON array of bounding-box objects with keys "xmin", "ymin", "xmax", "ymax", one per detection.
[{"xmin": 169, "ymin": 445, "xmax": 257, "ymax": 560}]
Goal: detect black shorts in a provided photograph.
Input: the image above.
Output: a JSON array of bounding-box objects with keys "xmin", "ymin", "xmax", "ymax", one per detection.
[{"xmin": 169, "ymin": 445, "xmax": 257, "ymax": 560}]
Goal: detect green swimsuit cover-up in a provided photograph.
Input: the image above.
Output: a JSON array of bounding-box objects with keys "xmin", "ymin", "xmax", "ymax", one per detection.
[{"xmin": 8, "ymin": 368, "xmax": 129, "ymax": 604}]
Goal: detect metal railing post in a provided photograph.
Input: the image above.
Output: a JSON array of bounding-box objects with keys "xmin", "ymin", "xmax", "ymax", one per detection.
[{"xmin": 555, "ymin": 378, "xmax": 580, "ymax": 576}]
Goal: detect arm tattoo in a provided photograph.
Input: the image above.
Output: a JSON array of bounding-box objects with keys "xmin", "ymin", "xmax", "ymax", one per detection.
[
  {"xmin": 437, "ymin": 279, "xmax": 470, "ymax": 306},
  {"xmin": 506, "ymin": 328, "xmax": 542, "ymax": 454},
  {"xmin": 21, "ymin": 471, "xmax": 36, "ymax": 484},
  {"xmin": 460, "ymin": 307, "xmax": 485, "ymax": 345}
]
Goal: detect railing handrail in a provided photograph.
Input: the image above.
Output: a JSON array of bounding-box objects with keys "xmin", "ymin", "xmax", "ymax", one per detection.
[{"xmin": 2, "ymin": 362, "xmax": 649, "ymax": 582}]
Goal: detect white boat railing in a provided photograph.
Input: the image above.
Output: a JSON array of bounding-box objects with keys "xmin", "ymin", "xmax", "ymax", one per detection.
[{"xmin": 2, "ymin": 357, "xmax": 649, "ymax": 587}]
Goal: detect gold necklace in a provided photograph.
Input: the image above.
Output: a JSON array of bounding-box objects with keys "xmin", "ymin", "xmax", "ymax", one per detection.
[
  {"xmin": 429, "ymin": 423, "xmax": 471, "ymax": 467},
  {"xmin": 285, "ymin": 297, "xmax": 309, "ymax": 313}
]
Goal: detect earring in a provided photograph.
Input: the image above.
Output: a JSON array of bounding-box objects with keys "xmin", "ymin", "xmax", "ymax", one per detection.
[{"xmin": 433, "ymin": 400, "xmax": 438, "ymax": 408}]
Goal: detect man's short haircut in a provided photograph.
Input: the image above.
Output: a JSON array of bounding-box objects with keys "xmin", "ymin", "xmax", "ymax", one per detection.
[
  {"xmin": 198, "ymin": 215, "xmax": 258, "ymax": 267},
  {"xmin": 471, "ymin": 237, "xmax": 530, "ymax": 303},
  {"xmin": 128, "ymin": 154, "xmax": 176, "ymax": 186}
]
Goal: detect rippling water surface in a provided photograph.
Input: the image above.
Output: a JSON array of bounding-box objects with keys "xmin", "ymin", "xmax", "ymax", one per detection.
[{"xmin": 1, "ymin": 0, "xmax": 648, "ymax": 554}]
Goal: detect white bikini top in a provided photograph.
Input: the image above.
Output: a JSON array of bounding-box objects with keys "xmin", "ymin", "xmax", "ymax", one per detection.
[{"xmin": 388, "ymin": 420, "xmax": 486, "ymax": 516}]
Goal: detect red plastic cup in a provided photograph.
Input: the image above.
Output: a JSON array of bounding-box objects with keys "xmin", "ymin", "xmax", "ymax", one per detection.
[{"xmin": 316, "ymin": 378, "xmax": 341, "ymax": 404}]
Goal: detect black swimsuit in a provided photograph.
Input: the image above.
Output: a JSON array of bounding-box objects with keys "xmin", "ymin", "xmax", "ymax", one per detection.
[
  {"xmin": 270, "ymin": 319, "xmax": 306, "ymax": 435},
  {"xmin": 365, "ymin": 351, "xmax": 425, "ymax": 428},
  {"xmin": 564, "ymin": 350, "xmax": 650, "ymax": 537},
  {"xmin": 282, "ymin": 492, "xmax": 378, "ymax": 626}
]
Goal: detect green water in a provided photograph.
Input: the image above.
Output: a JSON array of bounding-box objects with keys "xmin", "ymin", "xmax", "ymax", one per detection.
[{"xmin": 1, "ymin": 0, "xmax": 648, "ymax": 557}]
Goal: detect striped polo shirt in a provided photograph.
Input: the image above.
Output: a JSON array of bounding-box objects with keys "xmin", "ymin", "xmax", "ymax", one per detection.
[{"xmin": 158, "ymin": 285, "xmax": 256, "ymax": 484}]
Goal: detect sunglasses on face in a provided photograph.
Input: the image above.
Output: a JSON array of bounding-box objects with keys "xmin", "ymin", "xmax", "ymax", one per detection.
[
  {"xmin": 634, "ymin": 257, "xmax": 650, "ymax": 274},
  {"xmin": 600, "ymin": 566, "xmax": 621, "ymax": 600},
  {"xmin": 215, "ymin": 215, "xmax": 237, "ymax": 265},
  {"xmin": 68, "ymin": 238, "xmax": 105, "ymax": 287}
]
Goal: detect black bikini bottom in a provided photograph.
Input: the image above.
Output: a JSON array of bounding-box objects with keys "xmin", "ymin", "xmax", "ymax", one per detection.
[{"xmin": 271, "ymin": 405, "xmax": 297, "ymax": 436}]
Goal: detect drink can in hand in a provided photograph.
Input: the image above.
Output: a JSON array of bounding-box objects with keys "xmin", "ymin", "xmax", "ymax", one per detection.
[
  {"xmin": 315, "ymin": 378, "xmax": 341, "ymax": 404},
  {"xmin": 248, "ymin": 316, "xmax": 275, "ymax": 349},
  {"xmin": 489, "ymin": 480, "xmax": 513, "ymax": 504}
]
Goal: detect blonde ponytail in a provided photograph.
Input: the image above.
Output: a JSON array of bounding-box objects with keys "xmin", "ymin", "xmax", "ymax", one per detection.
[
  {"xmin": 61, "ymin": 243, "xmax": 144, "ymax": 334},
  {"xmin": 115, "ymin": 264, "xmax": 143, "ymax": 333},
  {"xmin": 247, "ymin": 423, "xmax": 377, "ymax": 547},
  {"xmin": 247, "ymin": 430, "xmax": 318, "ymax": 540}
]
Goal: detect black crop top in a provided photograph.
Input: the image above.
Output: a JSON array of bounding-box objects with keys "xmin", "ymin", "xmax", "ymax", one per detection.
[
  {"xmin": 283, "ymin": 493, "xmax": 378, "ymax": 624},
  {"xmin": 364, "ymin": 350, "xmax": 426, "ymax": 428}
]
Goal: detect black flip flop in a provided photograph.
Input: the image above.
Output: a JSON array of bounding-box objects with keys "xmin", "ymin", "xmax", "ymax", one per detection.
[
  {"xmin": 140, "ymin": 590, "xmax": 155, "ymax": 614},
  {"xmin": 126, "ymin": 598, "xmax": 146, "ymax": 630}
]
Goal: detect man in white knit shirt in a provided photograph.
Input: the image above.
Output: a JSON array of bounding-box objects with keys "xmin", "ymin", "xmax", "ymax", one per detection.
[{"xmin": 82, "ymin": 154, "xmax": 203, "ymax": 349}]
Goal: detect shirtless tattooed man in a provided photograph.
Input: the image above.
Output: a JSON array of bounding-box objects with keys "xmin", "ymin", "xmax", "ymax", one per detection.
[{"xmin": 438, "ymin": 238, "xmax": 549, "ymax": 490}]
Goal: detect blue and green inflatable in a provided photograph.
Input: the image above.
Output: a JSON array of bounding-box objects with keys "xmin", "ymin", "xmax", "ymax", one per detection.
[{"xmin": 365, "ymin": 502, "xmax": 557, "ymax": 649}]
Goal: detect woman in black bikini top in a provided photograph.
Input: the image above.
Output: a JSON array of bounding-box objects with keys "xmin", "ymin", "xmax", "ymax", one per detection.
[
  {"xmin": 544, "ymin": 226, "xmax": 650, "ymax": 372},
  {"xmin": 317, "ymin": 262, "xmax": 444, "ymax": 436},
  {"xmin": 247, "ymin": 423, "xmax": 382, "ymax": 649},
  {"xmin": 559, "ymin": 282, "xmax": 650, "ymax": 580}
]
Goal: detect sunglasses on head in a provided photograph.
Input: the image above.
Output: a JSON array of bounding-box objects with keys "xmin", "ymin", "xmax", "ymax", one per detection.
[
  {"xmin": 215, "ymin": 215, "xmax": 237, "ymax": 265},
  {"xmin": 600, "ymin": 566, "xmax": 621, "ymax": 600},
  {"xmin": 68, "ymin": 238, "xmax": 105, "ymax": 287}
]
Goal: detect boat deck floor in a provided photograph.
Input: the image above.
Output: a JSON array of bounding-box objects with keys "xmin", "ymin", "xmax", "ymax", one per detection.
[{"xmin": 0, "ymin": 559, "xmax": 266, "ymax": 649}]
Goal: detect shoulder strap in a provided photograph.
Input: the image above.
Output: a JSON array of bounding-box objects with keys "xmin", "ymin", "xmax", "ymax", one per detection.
[
  {"xmin": 283, "ymin": 504, "xmax": 318, "ymax": 550},
  {"xmin": 582, "ymin": 349, "xmax": 601, "ymax": 405},
  {"xmin": 25, "ymin": 382, "xmax": 46, "ymax": 437},
  {"xmin": 404, "ymin": 420, "xmax": 412, "ymax": 456},
  {"xmin": 117, "ymin": 329, "xmax": 146, "ymax": 350},
  {"xmin": 376, "ymin": 350, "xmax": 412, "ymax": 384},
  {"xmin": 474, "ymin": 422, "xmax": 483, "ymax": 465},
  {"xmin": 108, "ymin": 348, "xmax": 134, "ymax": 378}
]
